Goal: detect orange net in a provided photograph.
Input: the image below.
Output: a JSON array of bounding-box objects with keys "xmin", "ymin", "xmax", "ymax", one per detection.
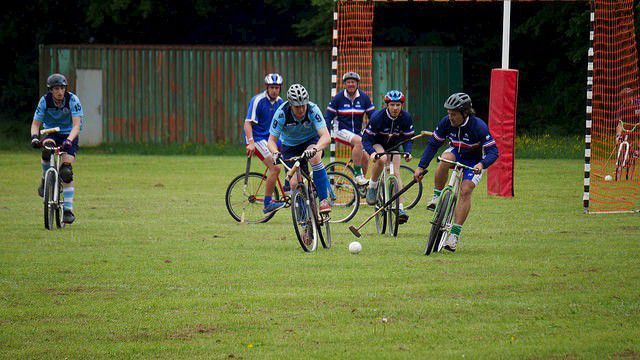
[
  {"xmin": 589, "ymin": 0, "xmax": 640, "ymax": 213},
  {"xmin": 333, "ymin": 0, "xmax": 374, "ymax": 164}
]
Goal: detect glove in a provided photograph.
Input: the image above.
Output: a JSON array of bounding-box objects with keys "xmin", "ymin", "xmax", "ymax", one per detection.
[
  {"xmin": 272, "ymin": 151, "xmax": 281, "ymax": 165},
  {"xmin": 31, "ymin": 135, "xmax": 41, "ymax": 149},
  {"xmin": 61, "ymin": 139, "xmax": 73, "ymax": 152},
  {"xmin": 303, "ymin": 147, "xmax": 317, "ymax": 159}
]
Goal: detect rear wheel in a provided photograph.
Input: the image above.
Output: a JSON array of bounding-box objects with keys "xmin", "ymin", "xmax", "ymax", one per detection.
[
  {"xmin": 399, "ymin": 165, "xmax": 423, "ymax": 209},
  {"xmin": 375, "ymin": 180, "xmax": 387, "ymax": 235},
  {"xmin": 43, "ymin": 171, "xmax": 56, "ymax": 230},
  {"xmin": 387, "ymin": 177, "xmax": 400, "ymax": 237},
  {"xmin": 425, "ymin": 191, "xmax": 451, "ymax": 255},
  {"xmin": 327, "ymin": 171, "xmax": 359, "ymax": 223},
  {"xmin": 292, "ymin": 184, "xmax": 318, "ymax": 252},
  {"xmin": 225, "ymin": 172, "xmax": 280, "ymax": 224},
  {"xmin": 326, "ymin": 161, "xmax": 353, "ymax": 175}
]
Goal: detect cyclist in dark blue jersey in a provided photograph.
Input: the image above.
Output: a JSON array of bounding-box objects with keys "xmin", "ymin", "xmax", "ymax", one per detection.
[
  {"xmin": 414, "ymin": 93, "xmax": 499, "ymax": 252},
  {"xmin": 325, "ymin": 72, "xmax": 375, "ymax": 185},
  {"xmin": 30, "ymin": 74, "xmax": 83, "ymax": 224}
]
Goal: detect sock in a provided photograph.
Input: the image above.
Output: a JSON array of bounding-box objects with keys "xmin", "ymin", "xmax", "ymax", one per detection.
[
  {"xmin": 41, "ymin": 162, "xmax": 49, "ymax": 177},
  {"xmin": 399, "ymin": 203, "xmax": 404, "ymax": 211},
  {"xmin": 312, "ymin": 162, "xmax": 329, "ymax": 200},
  {"xmin": 353, "ymin": 165, "xmax": 363, "ymax": 177},
  {"xmin": 451, "ymin": 223, "xmax": 462, "ymax": 236},
  {"xmin": 369, "ymin": 180, "xmax": 378, "ymax": 189},
  {"xmin": 264, "ymin": 196, "xmax": 272, "ymax": 206},
  {"xmin": 63, "ymin": 182, "xmax": 74, "ymax": 211},
  {"xmin": 284, "ymin": 179, "xmax": 291, "ymax": 191},
  {"xmin": 434, "ymin": 189, "xmax": 442, "ymax": 198}
]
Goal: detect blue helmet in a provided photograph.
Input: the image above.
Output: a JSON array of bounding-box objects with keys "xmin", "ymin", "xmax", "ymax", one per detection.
[
  {"xmin": 384, "ymin": 90, "xmax": 405, "ymax": 104},
  {"xmin": 264, "ymin": 73, "xmax": 283, "ymax": 86}
]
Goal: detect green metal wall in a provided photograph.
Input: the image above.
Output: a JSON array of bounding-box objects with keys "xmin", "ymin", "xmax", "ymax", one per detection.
[{"xmin": 40, "ymin": 45, "xmax": 461, "ymax": 144}]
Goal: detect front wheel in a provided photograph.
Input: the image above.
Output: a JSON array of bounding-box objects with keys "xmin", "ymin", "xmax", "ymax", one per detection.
[
  {"xmin": 291, "ymin": 184, "xmax": 318, "ymax": 252},
  {"xmin": 327, "ymin": 171, "xmax": 359, "ymax": 223},
  {"xmin": 55, "ymin": 178, "xmax": 64, "ymax": 228},
  {"xmin": 43, "ymin": 171, "xmax": 56, "ymax": 230},
  {"xmin": 387, "ymin": 177, "xmax": 400, "ymax": 237},
  {"xmin": 425, "ymin": 191, "xmax": 451, "ymax": 255},
  {"xmin": 375, "ymin": 180, "xmax": 387, "ymax": 235},
  {"xmin": 225, "ymin": 172, "xmax": 280, "ymax": 224}
]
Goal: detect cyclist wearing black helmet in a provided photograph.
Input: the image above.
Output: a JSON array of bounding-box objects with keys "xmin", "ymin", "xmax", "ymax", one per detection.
[
  {"xmin": 30, "ymin": 73, "xmax": 84, "ymax": 224},
  {"xmin": 362, "ymin": 90, "xmax": 415, "ymax": 224},
  {"xmin": 325, "ymin": 72, "xmax": 375, "ymax": 186},
  {"xmin": 414, "ymin": 92, "xmax": 499, "ymax": 252}
]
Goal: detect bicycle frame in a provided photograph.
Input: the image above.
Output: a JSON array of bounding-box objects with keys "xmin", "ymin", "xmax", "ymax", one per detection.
[{"xmin": 40, "ymin": 134, "xmax": 67, "ymax": 230}]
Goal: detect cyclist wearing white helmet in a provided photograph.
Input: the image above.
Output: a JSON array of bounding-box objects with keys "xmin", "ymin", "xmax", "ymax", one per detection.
[
  {"xmin": 414, "ymin": 92, "xmax": 499, "ymax": 252},
  {"xmin": 243, "ymin": 73, "xmax": 286, "ymax": 214},
  {"xmin": 325, "ymin": 71, "xmax": 375, "ymax": 185},
  {"xmin": 268, "ymin": 84, "xmax": 333, "ymax": 213},
  {"xmin": 30, "ymin": 73, "xmax": 84, "ymax": 224}
]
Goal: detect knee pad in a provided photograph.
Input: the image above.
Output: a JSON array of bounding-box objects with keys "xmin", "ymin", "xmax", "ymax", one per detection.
[{"xmin": 60, "ymin": 163, "xmax": 73, "ymax": 183}]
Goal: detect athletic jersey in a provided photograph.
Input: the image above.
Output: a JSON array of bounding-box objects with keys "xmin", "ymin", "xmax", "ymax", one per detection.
[
  {"xmin": 418, "ymin": 115, "xmax": 499, "ymax": 169},
  {"xmin": 33, "ymin": 92, "xmax": 83, "ymax": 135},
  {"xmin": 270, "ymin": 101, "xmax": 327, "ymax": 147},
  {"xmin": 244, "ymin": 91, "xmax": 283, "ymax": 142},
  {"xmin": 325, "ymin": 89, "xmax": 375, "ymax": 133},
  {"xmin": 362, "ymin": 108, "xmax": 415, "ymax": 155}
]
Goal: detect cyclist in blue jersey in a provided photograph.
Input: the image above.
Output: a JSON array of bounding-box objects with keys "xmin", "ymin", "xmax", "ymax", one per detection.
[
  {"xmin": 268, "ymin": 84, "xmax": 333, "ymax": 213},
  {"xmin": 325, "ymin": 72, "xmax": 375, "ymax": 186},
  {"xmin": 244, "ymin": 73, "xmax": 286, "ymax": 214},
  {"xmin": 362, "ymin": 90, "xmax": 415, "ymax": 224},
  {"xmin": 30, "ymin": 73, "xmax": 83, "ymax": 224},
  {"xmin": 414, "ymin": 93, "xmax": 499, "ymax": 252}
]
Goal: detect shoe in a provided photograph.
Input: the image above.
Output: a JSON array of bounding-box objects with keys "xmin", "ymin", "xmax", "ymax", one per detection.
[
  {"xmin": 366, "ymin": 187, "xmax": 377, "ymax": 205},
  {"xmin": 444, "ymin": 233, "xmax": 458, "ymax": 252},
  {"xmin": 38, "ymin": 178, "xmax": 44, "ymax": 197},
  {"xmin": 263, "ymin": 200, "xmax": 286, "ymax": 214},
  {"xmin": 398, "ymin": 209, "xmax": 409, "ymax": 224},
  {"xmin": 426, "ymin": 195, "xmax": 439, "ymax": 211},
  {"xmin": 63, "ymin": 209, "xmax": 75, "ymax": 224},
  {"xmin": 319, "ymin": 199, "xmax": 331, "ymax": 213},
  {"xmin": 354, "ymin": 174, "xmax": 369, "ymax": 186}
]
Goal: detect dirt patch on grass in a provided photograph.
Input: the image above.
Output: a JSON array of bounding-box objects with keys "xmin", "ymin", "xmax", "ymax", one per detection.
[
  {"xmin": 614, "ymin": 350, "xmax": 640, "ymax": 359},
  {"xmin": 169, "ymin": 324, "xmax": 221, "ymax": 340}
]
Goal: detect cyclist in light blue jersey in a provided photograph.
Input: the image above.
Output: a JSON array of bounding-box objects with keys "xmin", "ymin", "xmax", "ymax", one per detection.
[
  {"xmin": 244, "ymin": 73, "xmax": 286, "ymax": 214},
  {"xmin": 30, "ymin": 73, "xmax": 83, "ymax": 224},
  {"xmin": 267, "ymin": 84, "xmax": 333, "ymax": 213}
]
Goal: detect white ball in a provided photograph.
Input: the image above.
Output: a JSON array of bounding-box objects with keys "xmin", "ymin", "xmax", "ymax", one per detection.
[
  {"xmin": 604, "ymin": 175, "xmax": 613, "ymax": 182},
  {"xmin": 348, "ymin": 241, "xmax": 362, "ymax": 254}
]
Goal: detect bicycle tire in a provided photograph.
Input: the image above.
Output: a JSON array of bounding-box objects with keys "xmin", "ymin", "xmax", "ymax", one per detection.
[
  {"xmin": 388, "ymin": 177, "xmax": 400, "ymax": 237},
  {"xmin": 310, "ymin": 182, "xmax": 329, "ymax": 249},
  {"xmin": 425, "ymin": 191, "xmax": 451, "ymax": 255},
  {"xmin": 399, "ymin": 165, "xmax": 423, "ymax": 209},
  {"xmin": 326, "ymin": 161, "xmax": 355, "ymax": 176},
  {"xmin": 225, "ymin": 172, "xmax": 280, "ymax": 224},
  {"xmin": 327, "ymin": 171, "xmax": 360, "ymax": 223},
  {"xmin": 292, "ymin": 184, "xmax": 318, "ymax": 252},
  {"xmin": 55, "ymin": 179, "xmax": 64, "ymax": 228},
  {"xmin": 375, "ymin": 180, "xmax": 387, "ymax": 235},
  {"xmin": 43, "ymin": 171, "xmax": 56, "ymax": 230}
]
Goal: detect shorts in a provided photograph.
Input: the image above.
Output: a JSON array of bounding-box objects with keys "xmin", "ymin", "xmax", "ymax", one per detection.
[
  {"xmin": 334, "ymin": 129, "xmax": 360, "ymax": 146},
  {"xmin": 43, "ymin": 133, "xmax": 79, "ymax": 157},
  {"xmin": 281, "ymin": 136, "xmax": 320, "ymax": 169},
  {"xmin": 252, "ymin": 139, "xmax": 273, "ymax": 161},
  {"xmin": 443, "ymin": 147, "xmax": 482, "ymax": 185}
]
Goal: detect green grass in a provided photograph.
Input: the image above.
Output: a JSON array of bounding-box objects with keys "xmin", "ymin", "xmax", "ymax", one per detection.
[{"xmin": 0, "ymin": 153, "xmax": 638, "ymax": 359}]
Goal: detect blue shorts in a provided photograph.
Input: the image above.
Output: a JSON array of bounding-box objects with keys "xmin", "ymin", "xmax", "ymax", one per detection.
[
  {"xmin": 444, "ymin": 147, "xmax": 483, "ymax": 185},
  {"xmin": 44, "ymin": 133, "xmax": 79, "ymax": 157},
  {"xmin": 281, "ymin": 136, "xmax": 320, "ymax": 173}
]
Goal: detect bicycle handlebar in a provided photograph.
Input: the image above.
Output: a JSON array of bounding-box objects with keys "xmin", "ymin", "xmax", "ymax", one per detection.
[
  {"xmin": 373, "ymin": 151, "xmax": 410, "ymax": 160},
  {"xmin": 40, "ymin": 127, "xmax": 60, "ymax": 135},
  {"xmin": 437, "ymin": 157, "xmax": 477, "ymax": 171}
]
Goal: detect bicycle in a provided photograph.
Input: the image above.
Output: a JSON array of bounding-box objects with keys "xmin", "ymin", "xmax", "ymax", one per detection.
[
  {"xmin": 424, "ymin": 157, "xmax": 477, "ymax": 255},
  {"xmin": 225, "ymin": 156, "xmax": 359, "ymax": 224},
  {"xmin": 278, "ymin": 154, "xmax": 332, "ymax": 252},
  {"xmin": 39, "ymin": 127, "xmax": 66, "ymax": 230},
  {"xmin": 615, "ymin": 121, "xmax": 639, "ymax": 181},
  {"xmin": 371, "ymin": 151, "xmax": 411, "ymax": 237}
]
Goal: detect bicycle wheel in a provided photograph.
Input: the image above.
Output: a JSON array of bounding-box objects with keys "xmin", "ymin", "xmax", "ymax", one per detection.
[
  {"xmin": 55, "ymin": 179, "xmax": 64, "ymax": 228},
  {"xmin": 327, "ymin": 171, "xmax": 359, "ymax": 223},
  {"xmin": 399, "ymin": 165, "xmax": 423, "ymax": 209},
  {"xmin": 225, "ymin": 172, "xmax": 280, "ymax": 224},
  {"xmin": 375, "ymin": 180, "xmax": 387, "ymax": 235},
  {"xmin": 43, "ymin": 171, "xmax": 56, "ymax": 230},
  {"xmin": 425, "ymin": 191, "xmax": 451, "ymax": 255},
  {"xmin": 387, "ymin": 177, "xmax": 400, "ymax": 237},
  {"xmin": 291, "ymin": 184, "xmax": 318, "ymax": 252},
  {"xmin": 309, "ymin": 183, "xmax": 330, "ymax": 249},
  {"xmin": 326, "ymin": 161, "xmax": 354, "ymax": 176}
]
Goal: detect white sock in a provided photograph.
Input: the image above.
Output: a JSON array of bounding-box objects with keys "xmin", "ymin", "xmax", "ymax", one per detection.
[{"xmin": 369, "ymin": 180, "xmax": 378, "ymax": 189}]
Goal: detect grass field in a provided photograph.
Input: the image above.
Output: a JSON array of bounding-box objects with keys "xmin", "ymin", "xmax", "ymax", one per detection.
[{"xmin": 1, "ymin": 153, "xmax": 639, "ymax": 359}]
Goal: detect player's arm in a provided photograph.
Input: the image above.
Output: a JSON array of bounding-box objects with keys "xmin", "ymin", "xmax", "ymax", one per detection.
[
  {"xmin": 268, "ymin": 108, "xmax": 285, "ymax": 161},
  {"xmin": 325, "ymin": 98, "xmax": 337, "ymax": 130},
  {"xmin": 66, "ymin": 95, "xmax": 83, "ymax": 142},
  {"xmin": 67, "ymin": 116, "xmax": 81, "ymax": 142},
  {"xmin": 415, "ymin": 120, "xmax": 446, "ymax": 179},
  {"xmin": 361, "ymin": 122, "xmax": 377, "ymax": 158},
  {"xmin": 30, "ymin": 97, "xmax": 46, "ymax": 147},
  {"xmin": 311, "ymin": 105, "xmax": 330, "ymax": 151},
  {"xmin": 476, "ymin": 125, "xmax": 499, "ymax": 173}
]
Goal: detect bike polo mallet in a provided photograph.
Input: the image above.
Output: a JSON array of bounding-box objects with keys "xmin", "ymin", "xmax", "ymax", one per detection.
[
  {"xmin": 239, "ymin": 155, "xmax": 252, "ymax": 224},
  {"xmin": 386, "ymin": 130, "xmax": 433, "ymax": 153},
  {"xmin": 348, "ymin": 170, "xmax": 427, "ymax": 238}
]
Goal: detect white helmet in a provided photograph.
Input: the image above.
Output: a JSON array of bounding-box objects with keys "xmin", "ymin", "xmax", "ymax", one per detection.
[
  {"xmin": 264, "ymin": 73, "xmax": 283, "ymax": 86},
  {"xmin": 287, "ymin": 84, "xmax": 309, "ymax": 106}
]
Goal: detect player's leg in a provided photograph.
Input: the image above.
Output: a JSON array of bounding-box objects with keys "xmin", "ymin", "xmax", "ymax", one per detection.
[
  {"xmin": 60, "ymin": 140, "xmax": 78, "ymax": 224},
  {"xmin": 366, "ymin": 144, "xmax": 386, "ymax": 205},
  {"xmin": 391, "ymin": 155, "xmax": 409, "ymax": 223},
  {"xmin": 427, "ymin": 148, "xmax": 455, "ymax": 210},
  {"xmin": 446, "ymin": 170, "xmax": 481, "ymax": 252},
  {"xmin": 256, "ymin": 140, "xmax": 285, "ymax": 213},
  {"xmin": 307, "ymin": 143, "xmax": 331, "ymax": 213},
  {"xmin": 350, "ymin": 134, "xmax": 369, "ymax": 186}
]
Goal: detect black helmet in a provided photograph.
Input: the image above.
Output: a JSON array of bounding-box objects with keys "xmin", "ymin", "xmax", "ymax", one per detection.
[
  {"xmin": 444, "ymin": 92, "xmax": 472, "ymax": 112},
  {"xmin": 47, "ymin": 73, "xmax": 68, "ymax": 89}
]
